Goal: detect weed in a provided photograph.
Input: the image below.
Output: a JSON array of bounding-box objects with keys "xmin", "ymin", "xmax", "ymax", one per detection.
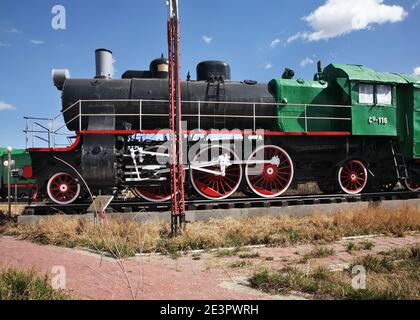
[
  {"xmin": 353, "ymin": 255, "xmax": 395, "ymax": 273},
  {"xmin": 361, "ymin": 241, "xmax": 375, "ymax": 251},
  {"xmin": 346, "ymin": 241, "xmax": 359, "ymax": 253},
  {"xmin": 215, "ymin": 247, "xmax": 242, "ymax": 257},
  {"xmin": 238, "ymin": 252, "xmax": 260, "ymax": 259},
  {"xmin": 303, "ymin": 247, "xmax": 335, "ymax": 260},
  {"xmin": 230, "ymin": 260, "xmax": 251, "ymax": 268}
]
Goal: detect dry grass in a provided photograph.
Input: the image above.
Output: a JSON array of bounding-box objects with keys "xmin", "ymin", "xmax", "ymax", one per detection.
[
  {"xmin": 2, "ymin": 204, "xmax": 420, "ymax": 258},
  {"xmin": 250, "ymin": 244, "xmax": 420, "ymax": 300},
  {"xmin": 0, "ymin": 203, "xmax": 27, "ymax": 216}
]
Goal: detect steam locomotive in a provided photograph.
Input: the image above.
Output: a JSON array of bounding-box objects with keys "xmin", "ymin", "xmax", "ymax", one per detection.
[{"xmin": 26, "ymin": 49, "xmax": 420, "ymax": 205}]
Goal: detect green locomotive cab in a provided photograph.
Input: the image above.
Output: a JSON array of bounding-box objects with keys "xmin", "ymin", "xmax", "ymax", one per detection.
[{"xmin": 269, "ymin": 64, "xmax": 408, "ymax": 137}]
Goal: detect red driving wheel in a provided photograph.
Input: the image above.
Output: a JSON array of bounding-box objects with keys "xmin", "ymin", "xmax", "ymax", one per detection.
[
  {"xmin": 190, "ymin": 146, "xmax": 242, "ymax": 200},
  {"xmin": 245, "ymin": 145, "xmax": 294, "ymax": 198},
  {"xmin": 338, "ymin": 160, "xmax": 368, "ymax": 194},
  {"xmin": 47, "ymin": 172, "xmax": 81, "ymax": 205}
]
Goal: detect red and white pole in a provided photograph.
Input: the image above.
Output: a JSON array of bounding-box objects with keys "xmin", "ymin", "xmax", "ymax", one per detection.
[{"xmin": 167, "ymin": 0, "xmax": 185, "ymax": 233}]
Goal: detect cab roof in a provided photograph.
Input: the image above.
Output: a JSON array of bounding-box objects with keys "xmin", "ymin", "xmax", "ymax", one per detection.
[{"xmin": 324, "ymin": 64, "xmax": 420, "ymax": 84}]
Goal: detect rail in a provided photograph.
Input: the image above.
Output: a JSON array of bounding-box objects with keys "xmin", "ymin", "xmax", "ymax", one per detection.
[
  {"xmin": 21, "ymin": 190, "xmax": 420, "ymax": 215},
  {"xmin": 24, "ymin": 99, "xmax": 352, "ymax": 148}
]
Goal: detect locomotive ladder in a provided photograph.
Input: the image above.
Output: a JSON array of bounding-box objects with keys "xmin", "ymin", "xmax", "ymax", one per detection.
[
  {"xmin": 167, "ymin": 0, "xmax": 186, "ymax": 234},
  {"xmin": 208, "ymin": 80, "xmax": 226, "ymax": 129},
  {"xmin": 390, "ymin": 139, "xmax": 408, "ymax": 180}
]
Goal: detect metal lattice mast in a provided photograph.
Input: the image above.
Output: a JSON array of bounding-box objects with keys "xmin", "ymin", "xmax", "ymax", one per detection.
[{"xmin": 167, "ymin": 0, "xmax": 185, "ymax": 232}]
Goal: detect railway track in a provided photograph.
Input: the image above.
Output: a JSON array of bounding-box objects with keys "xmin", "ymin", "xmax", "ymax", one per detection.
[{"xmin": 20, "ymin": 190, "xmax": 420, "ymax": 215}]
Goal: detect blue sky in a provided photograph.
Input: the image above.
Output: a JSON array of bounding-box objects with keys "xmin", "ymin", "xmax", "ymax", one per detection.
[{"xmin": 0, "ymin": 0, "xmax": 419, "ymax": 148}]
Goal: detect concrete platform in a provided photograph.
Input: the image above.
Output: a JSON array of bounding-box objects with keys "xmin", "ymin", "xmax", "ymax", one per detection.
[{"xmin": 17, "ymin": 197, "xmax": 420, "ymax": 225}]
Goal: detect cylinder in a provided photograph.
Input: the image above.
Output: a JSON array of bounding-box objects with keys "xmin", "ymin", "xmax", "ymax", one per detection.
[{"xmin": 95, "ymin": 48, "xmax": 113, "ymax": 79}]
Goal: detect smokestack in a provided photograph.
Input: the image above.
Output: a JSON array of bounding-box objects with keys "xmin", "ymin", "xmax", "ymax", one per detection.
[{"xmin": 95, "ymin": 48, "xmax": 113, "ymax": 79}]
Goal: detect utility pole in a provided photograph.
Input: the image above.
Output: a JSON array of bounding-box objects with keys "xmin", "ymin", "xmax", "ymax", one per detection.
[{"xmin": 167, "ymin": 0, "xmax": 186, "ymax": 235}]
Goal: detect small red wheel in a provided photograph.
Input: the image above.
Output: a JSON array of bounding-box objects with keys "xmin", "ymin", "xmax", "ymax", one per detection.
[
  {"xmin": 132, "ymin": 146, "xmax": 172, "ymax": 202},
  {"xmin": 245, "ymin": 145, "xmax": 294, "ymax": 198},
  {"xmin": 338, "ymin": 160, "xmax": 368, "ymax": 194},
  {"xmin": 190, "ymin": 146, "xmax": 242, "ymax": 200},
  {"xmin": 404, "ymin": 178, "xmax": 420, "ymax": 192},
  {"xmin": 47, "ymin": 172, "xmax": 81, "ymax": 205}
]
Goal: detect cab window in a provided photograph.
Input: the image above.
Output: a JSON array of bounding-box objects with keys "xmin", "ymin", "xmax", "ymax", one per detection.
[
  {"xmin": 359, "ymin": 84, "xmax": 374, "ymax": 105},
  {"xmin": 376, "ymin": 84, "xmax": 392, "ymax": 105}
]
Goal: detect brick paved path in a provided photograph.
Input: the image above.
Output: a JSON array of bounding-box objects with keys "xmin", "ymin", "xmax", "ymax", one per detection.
[{"xmin": 0, "ymin": 234, "xmax": 418, "ymax": 300}]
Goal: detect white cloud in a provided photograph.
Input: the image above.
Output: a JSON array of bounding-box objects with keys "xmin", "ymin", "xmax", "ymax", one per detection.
[
  {"xmin": 30, "ymin": 40, "xmax": 45, "ymax": 45},
  {"xmin": 288, "ymin": 0, "xmax": 407, "ymax": 42},
  {"xmin": 413, "ymin": 1, "xmax": 420, "ymax": 10},
  {"xmin": 270, "ymin": 38, "xmax": 281, "ymax": 48},
  {"xmin": 300, "ymin": 57, "xmax": 315, "ymax": 68},
  {"xmin": 0, "ymin": 101, "xmax": 15, "ymax": 111},
  {"xmin": 287, "ymin": 32, "xmax": 307, "ymax": 43},
  {"xmin": 0, "ymin": 41, "xmax": 11, "ymax": 47},
  {"xmin": 414, "ymin": 67, "xmax": 420, "ymax": 76},
  {"xmin": 202, "ymin": 36, "xmax": 213, "ymax": 44},
  {"xmin": 264, "ymin": 63, "xmax": 273, "ymax": 69},
  {"xmin": 5, "ymin": 28, "xmax": 21, "ymax": 33}
]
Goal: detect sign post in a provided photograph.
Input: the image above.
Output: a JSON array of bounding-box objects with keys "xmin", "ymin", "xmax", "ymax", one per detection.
[{"xmin": 5, "ymin": 146, "xmax": 13, "ymax": 217}]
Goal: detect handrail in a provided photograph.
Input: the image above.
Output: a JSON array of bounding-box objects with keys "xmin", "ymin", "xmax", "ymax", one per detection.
[
  {"xmin": 24, "ymin": 99, "xmax": 353, "ymax": 149},
  {"xmin": 71, "ymin": 99, "xmax": 352, "ymax": 108}
]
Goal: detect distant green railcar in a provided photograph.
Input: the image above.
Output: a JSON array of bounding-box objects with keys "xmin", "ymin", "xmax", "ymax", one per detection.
[{"xmin": 0, "ymin": 148, "xmax": 35, "ymax": 199}]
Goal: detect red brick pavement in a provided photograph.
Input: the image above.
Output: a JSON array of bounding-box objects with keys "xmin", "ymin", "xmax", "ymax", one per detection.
[
  {"xmin": 0, "ymin": 234, "xmax": 418, "ymax": 300},
  {"xmin": 0, "ymin": 236, "xmax": 266, "ymax": 300}
]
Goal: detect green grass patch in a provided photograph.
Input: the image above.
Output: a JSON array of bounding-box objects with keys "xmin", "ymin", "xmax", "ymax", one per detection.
[
  {"xmin": 352, "ymin": 255, "xmax": 395, "ymax": 273},
  {"xmin": 303, "ymin": 247, "xmax": 335, "ymax": 260},
  {"xmin": 0, "ymin": 268, "xmax": 71, "ymax": 300},
  {"xmin": 346, "ymin": 240, "xmax": 375, "ymax": 253}
]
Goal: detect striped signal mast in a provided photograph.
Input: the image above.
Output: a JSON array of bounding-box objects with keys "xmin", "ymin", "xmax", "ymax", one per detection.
[{"xmin": 167, "ymin": 0, "xmax": 186, "ymax": 234}]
